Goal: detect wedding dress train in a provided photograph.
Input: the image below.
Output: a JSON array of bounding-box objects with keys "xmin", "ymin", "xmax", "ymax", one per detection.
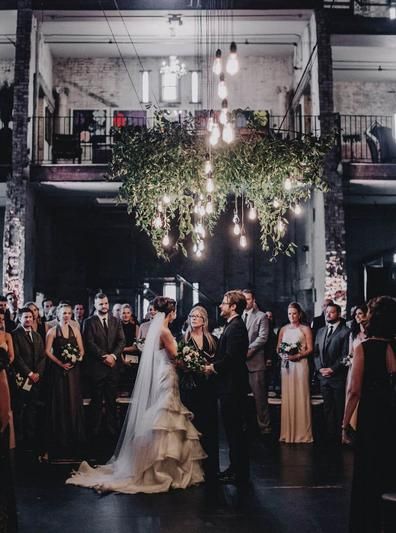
[{"xmin": 66, "ymin": 314, "xmax": 206, "ymax": 494}]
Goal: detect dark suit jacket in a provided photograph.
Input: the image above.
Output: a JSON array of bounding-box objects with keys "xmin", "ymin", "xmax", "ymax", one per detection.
[
  {"xmin": 83, "ymin": 315, "xmax": 125, "ymax": 379},
  {"xmin": 245, "ymin": 307, "xmax": 269, "ymax": 372},
  {"xmin": 12, "ymin": 325, "xmax": 46, "ymax": 379},
  {"xmin": 313, "ymin": 323, "xmax": 350, "ymax": 383},
  {"xmin": 311, "ymin": 313, "xmax": 326, "ymax": 340},
  {"xmin": 213, "ymin": 315, "xmax": 249, "ymax": 396}
]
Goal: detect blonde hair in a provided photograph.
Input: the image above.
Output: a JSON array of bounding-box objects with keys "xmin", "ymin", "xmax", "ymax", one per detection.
[
  {"xmin": 56, "ymin": 303, "xmax": 72, "ymax": 320},
  {"xmin": 184, "ymin": 305, "xmax": 216, "ymax": 352}
]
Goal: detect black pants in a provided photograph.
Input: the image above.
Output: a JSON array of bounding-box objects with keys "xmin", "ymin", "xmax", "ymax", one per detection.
[
  {"xmin": 320, "ymin": 379, "xmax": 346, "ymax": 442},
  {"xmin": 219, "ymin": 392, "xmax": 249, "ymax": 481},
  {"xmin": 16, "ymin": 385, "xmax": 43, "ymax": 451},
  {"xmin": 0, "ymin": 426, "xmax": 17, "ymax": 533},
  {"xmin": 89, "ymin": 371, "xmax": 119, "ymax": 437}
]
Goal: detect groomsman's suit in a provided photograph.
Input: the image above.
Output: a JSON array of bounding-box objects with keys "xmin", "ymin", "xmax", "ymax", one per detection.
[
  {"xmin": 83, "ymin": 313, "xmax": 125, "ymax": 437},
  {"xmin": 243, "ymin": 305, "xmax": 272, "ymax": 434},
  {"xmin": 214, "ymin": 315, "xmax": 249, "ymax": 482},
  {"xmin": 314, "ymin": 320, "xmax": 350, "ymax": 441},
  {"xmin": 12, "ymin": 325, "xmax": 46, "ymax": 448}
]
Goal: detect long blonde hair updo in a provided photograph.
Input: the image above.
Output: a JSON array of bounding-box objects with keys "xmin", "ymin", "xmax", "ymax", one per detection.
[{"xmin": 184, "ymin": 305, "xmax": 216, "ymax": 352}]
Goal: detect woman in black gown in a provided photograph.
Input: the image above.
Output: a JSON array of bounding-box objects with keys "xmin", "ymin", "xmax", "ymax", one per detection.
[
  {"xmin": 119, "ymin": 303, "xmax": 140, "ymax": 394},
  {"xmin": 180, "ymin": 305, "xmax": 219, "ymax": 481},
  {"xmin": 343, "ymin": 296, "xmax": 396, "ymax": 533},
  {"xmin": 44, "ymin": 303, "xmax": 86, "ymax": 460}
]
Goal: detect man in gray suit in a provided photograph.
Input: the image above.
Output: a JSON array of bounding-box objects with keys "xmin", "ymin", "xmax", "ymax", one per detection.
[{"xmin": 242, "ymin": 289, "xmax": 271, "ymax": 435}]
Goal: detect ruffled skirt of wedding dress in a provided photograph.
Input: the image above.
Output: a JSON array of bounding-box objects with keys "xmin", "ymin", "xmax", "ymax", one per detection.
[{"xmin": 66, "ymin": 372, "xmax": 206, "ymax": 494}]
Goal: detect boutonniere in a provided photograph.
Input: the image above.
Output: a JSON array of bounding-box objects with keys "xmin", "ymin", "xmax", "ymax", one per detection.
[{"xmin": 212, "ymin": 326, "xmax": 224, "ymax": 339}]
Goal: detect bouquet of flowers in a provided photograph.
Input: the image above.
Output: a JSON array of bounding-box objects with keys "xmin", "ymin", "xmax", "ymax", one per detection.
[
  {"xmin": 278, "ymin": 341, "xmax": 301, "ymax": 369},
  {"xmin": 176, "ymin": 341, "xmax": 206, "ymax": 389},
  {"xmin": 59, "ymin": 343, "xmax": 82, "ymax": 366},
  {"xmin": 136, "ymin": 338, "xmax": 145, "ymax": 352},
  {"xmin": 342, "ymin": 353, "xmax": 353, "ymax": 368}
]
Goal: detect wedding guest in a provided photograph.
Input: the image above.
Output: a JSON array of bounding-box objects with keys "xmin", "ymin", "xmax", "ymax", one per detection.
[
  {"xmin": 0, "ymin": 296, "xmax": 16, "ymax": 332},
  {"xmin": 242, "ymin": 290, "xmax": 272, "ymax": 435},
  {"xmin": 343, "ymin": 296, "xmax": 396, "ymax": 533},
  {"xmin": 277, "ymin": 302, "xmax": 313, "ymax": 443},
  {"xmin": 44, "ymin": 303, "xmax": 86, "ymax": 460},
  {"xmin": 12, "ymin": 307, "xmax": 46, "ymax": 452},
  {"xmin": 46, "ymin": 301, "xmax": 79, "ymax": 330},
  {"xmin": 346, "ymin": 304, "xmax": 368, "ymax": 430},
  {"xmin": 311, "ymin": 298, "xmax": 333, "ymax": 341},
  {"xmin": 266, "ymin": 310, "xmax": 281, "ymax": 396},
  {"xmin": 0, "ymin": 311, "xmax": 16, "ymax": 449},
  {"xmin": 24, "ymin": 301, "xmax": 46, "ymax": 342},
  {"xmin": 313, "ymin": 303, "xmax": 350, "ymax": 443},
  {"xmin": 0, "ymin": 350, "xmax": 17, "ymax": 533},
  {"xmin": 120, "ymin": 304, "xmax": 140, "ymax": 393},
  {"xmin": 112, "ymin": 303, "xmax": 122, "ymax": 321},
  {"xmin": 6, "ymin": 292, "xmax": 19, "ymax": 327},
  {"xmin": 73, "ymin": 303, "xmax": 86, "ymax": 329},
  {"xmin": 83, "ymin": 293, "xmax": 125, "ymax": 441},
  {"xmin": 205, "ymin": 290, "xmax": 249, "ymax": 485},
  {"xmin": 42, "ymin": 297, "xmax": 54, "ymax": 322},
  {"xmin": 139, "ymin": 301, "xmax": 157, "ymax": 340},
  {"xmin": 181, "ymin": 305, "xmax": 219, "ymax": 481}
]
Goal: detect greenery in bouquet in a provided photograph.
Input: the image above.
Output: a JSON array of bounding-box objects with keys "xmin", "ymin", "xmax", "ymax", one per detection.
[
  {"xmin": 176, "ymin": 341, "xmax": 207, "ymax": 389},
  {"xmin": 60, "ymin": 343, "xmax": 82, "ymax": 365},
  {"xmin": 278, "ymin": 341, "xmax": 301, "ymax": 369}
]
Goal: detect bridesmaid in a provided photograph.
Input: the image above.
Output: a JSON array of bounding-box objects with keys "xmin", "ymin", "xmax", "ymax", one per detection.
[
  {"xmin": 181, "ymin": 305, "xmax": 219, "ymax": 481},
  {"xmin": 44, "ymin": 303, "xmax": 86, "ymax": 460},
  {"xmin": 0, "ymin": 311, "xmax": 16, "ymax": 450},
  {"xmin": 277, "ymin": 302, "xmax": 313, "ymax": 443}
]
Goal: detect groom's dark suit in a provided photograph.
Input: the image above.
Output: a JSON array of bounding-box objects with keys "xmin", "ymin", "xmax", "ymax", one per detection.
[
  {"xmin": 314, "ymin": 322, "xmax": 350, "ymax": 441},
  {"xmin": 83, "ymin": 315, "xmax": 125, "ymax": 437},
  {"xmin": 214, "ymin": 315, "xmax": 249, "ymax": 482},
  {"xmin": 12, "ymin": 326, "xmax": 46, "ymax": 448}
]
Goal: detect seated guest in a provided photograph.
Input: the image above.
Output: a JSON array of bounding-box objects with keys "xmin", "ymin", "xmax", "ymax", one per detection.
[
  {"xmin": 24, "ymin": 301, "xmax": 46, "ymax": 343},
  {"xmin": 343, "ymin": 296, "xmax": 396, "ymax": 533},
  {"xmin": 44, "ymin": 303, "xmax": 86, "ymax": 460},
  {"xmin": 12, "ymin": 307, "xmax": 46, "ymax": 453},
  {"xmin": 181, "ymin": 305, "xmax": 219, "ymax": 481},
  {"xmin": 119, "ymin": 304, "xmax": 140, "ymax": 393}
]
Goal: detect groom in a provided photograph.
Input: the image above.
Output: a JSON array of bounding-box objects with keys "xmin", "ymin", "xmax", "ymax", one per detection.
[{"xmin": 205, "ymin": 290, "xmax": 249, "ymax": 485}]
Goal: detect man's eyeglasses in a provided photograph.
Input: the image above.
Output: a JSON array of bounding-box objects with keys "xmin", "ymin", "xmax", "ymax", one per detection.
[
  {"xmin": 221, "ymin": 301, "xmax": 230, "ymax": 305},
  {"xmin": 189, "ymin": 314, "xmax": 204, "ymax": 320}
]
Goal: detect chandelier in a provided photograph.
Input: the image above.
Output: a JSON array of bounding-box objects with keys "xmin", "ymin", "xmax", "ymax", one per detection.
[{"xmin": 160, "ymin": 56, "xmax": 187, "ymax": 79}]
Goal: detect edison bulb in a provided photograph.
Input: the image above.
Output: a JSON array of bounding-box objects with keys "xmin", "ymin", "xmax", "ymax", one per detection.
[
  {"xmin": 294, "ymin": 204, "xmax": 302, "ymax": 215},
  {"xmin": 153, "ymin": 215, "xmax": 163, "ymax": 229},
  {"xmin": 196, "ymin": 249, "xmax": 202, "ymax": 258},
  {"xmin": 284, "ymin": 177, "xmax": 292, "ymax": 191},
  {"xmin": 193, "ymin": 243, "xmax": 198, "ymax": 253},
  {"xmin": 204, "ymin": 159, "xmax": 212, "ymax": 174},
  {"xmin": 222, "ymin": 122, "xmax": 234, "ymax": 144},
  {"xmin": 206, "ymin": 200, "xmax": 213, "ymax": 214},
  {"xmin": 277, "ymin": 220, "xmax": 285, "ymax": 233},
  {"xmin": 198, "ymin": 240, "xmax": 205, "ymax": 252},
  {"xmin": 226, "ymin": 42, "xmax": 239, "ymax": 76},
  {"xmin": 218, "ymin": 74, "xmax": 227, "ymax": 99},
  {"xmin": 212, "ymin": 49, "xmax": 222, "ymax": 75},
  {"xmin": 162, "ymin": 234, "xmax": 170, "ymax": 247},
  {"xmin": 248, "ymin": 206, "xmax": 257, "ymax": 220},
  {"xmin": 206, "ymin": 177, "xmax": 214, "ymax": 193},
  {"xmin": 240, "ymin": 234, "xmax": 247, "ymax": 248},
  {"xmin": 207, "ymin": 116, "xmax": 214, "ymax": 132},
  {"xmin": 233, "ymin": 222, "xmax": 241, "ymax": 236}
]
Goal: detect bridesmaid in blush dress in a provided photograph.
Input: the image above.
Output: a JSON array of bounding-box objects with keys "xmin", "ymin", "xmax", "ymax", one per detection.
[{"xmin": 277, "ymin": 302, "xmax": 313, "ymax": 443}]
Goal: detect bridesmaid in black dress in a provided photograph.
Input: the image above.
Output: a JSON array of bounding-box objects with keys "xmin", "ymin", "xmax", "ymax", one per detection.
[
  {"xmin": 180, "ymin": 305, "xmax": 219, "ymax": 481},
  {"xmin": 343, "ymin": 296, "xmax": 396, "ymax": 533},
  {"xmin": 44, "ymin": 303, "xmax": 86, "ymax": 460}
]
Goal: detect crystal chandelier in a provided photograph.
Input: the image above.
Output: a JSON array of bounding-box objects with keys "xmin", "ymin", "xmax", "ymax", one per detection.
[{"xmin": 160, "ymin": 55, "xmax": 187, "ymax": 79}]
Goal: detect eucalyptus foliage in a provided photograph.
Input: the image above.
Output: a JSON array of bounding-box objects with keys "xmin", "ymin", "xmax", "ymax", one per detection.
[{"xmin": 109, "ymin": 113, "xmax": 330, "ymax": 259}]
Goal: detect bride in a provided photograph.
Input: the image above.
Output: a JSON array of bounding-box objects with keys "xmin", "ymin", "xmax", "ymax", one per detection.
[{"xmin": 66, "ymin": 296, "xmax": 206, "ymax": 493}]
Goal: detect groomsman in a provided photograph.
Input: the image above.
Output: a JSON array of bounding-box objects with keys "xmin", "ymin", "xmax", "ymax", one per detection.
[
  {"xmin": 242, "ymin": 289, "xmax": 272, "ymax": 435},
  {"xmin": 83, "ymin": 293, "xmax": 125, "ymax": 440},
  {"xmin": 6, "ymin": 292, "xmax": 19, "ymax": 328},
  {"xmin": 0, "ymin": 296, "xmax": 16, "ymax": 332},
  {"xmin": 205, "ymin": 290, "xmax": 249, "ymax": 485},
  {"xmin": 313, "ymin": 303, "xmax": 350, "ymax": 443},
  {"xmin": 12, "ymin": 307, "xmax": 46, "ymax": 451}
]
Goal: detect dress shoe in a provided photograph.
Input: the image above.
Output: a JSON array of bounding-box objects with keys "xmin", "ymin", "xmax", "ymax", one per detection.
[
  {"xmin": 217, "ymin": 467, "xmax": 234, "ymax": 482},
  {"xmin": 219, "ymin": 471, "xmax": 238, "ymax": 485}
]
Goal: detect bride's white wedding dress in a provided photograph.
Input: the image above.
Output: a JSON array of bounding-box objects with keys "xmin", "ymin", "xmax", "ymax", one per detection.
[{"xmin": 66, "ymin": 313, "xmax": 206, "ymax": 494}]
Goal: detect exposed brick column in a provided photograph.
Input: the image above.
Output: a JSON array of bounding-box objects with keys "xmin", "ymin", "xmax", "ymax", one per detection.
[
  {"xmin": 315, "ymin": 10, "xmax": 347, "ymax": 311},
  {"xmin": 2, "ymin": 0, "xmax": 33, "ymax": 302}
]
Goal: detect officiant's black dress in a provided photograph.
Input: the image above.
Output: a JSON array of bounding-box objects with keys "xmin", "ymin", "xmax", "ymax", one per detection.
[
  {"xmin": 179, "ymin": 336, "xmax": 219, "ymax": 480},
  {"xmin": 46, "ymin": 326, "xmax": 86, "ymax": 458},
  {"xmin": 349, "ymin": 339, "xmax": 396, "ymax": 533}
]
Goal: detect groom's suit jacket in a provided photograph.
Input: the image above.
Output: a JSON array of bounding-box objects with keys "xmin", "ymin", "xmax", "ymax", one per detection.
[
  {"xmin": 12, "ymin": 325, "xmax": 46, "ymax": 379},
  {"xmin": 213, "ymin": 315, "xmax": 249, "ymax": 396},
  {"xmin": 83, "ymin": 315, "xmax": 125, "ymax": 380},
  {"xmin": 245, "ymin": 307, "xmax": 269, "ymax": 372},
  {"xmin": 313, "ymin": 323, "xmax": 350, "ymax": 384}
]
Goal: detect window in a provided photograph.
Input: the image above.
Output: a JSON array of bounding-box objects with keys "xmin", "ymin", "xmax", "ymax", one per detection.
[
  {"xmin": 191, "ymin": 71, "xmax": 199, "ymax": 103},
  {"xmin": 161, "ymin": 72, "xmax": 179, "ymax": 103},
  {"xmin": 192, "ymin": 282, "xmax": 200, "ymax": 306},
  {"xmin": 163, "ymin": 282, "xmax": 177, "ymax": 300},
  {"xmin": 142, "ymin": 71, "xmax": 150, "ymax": 103}
]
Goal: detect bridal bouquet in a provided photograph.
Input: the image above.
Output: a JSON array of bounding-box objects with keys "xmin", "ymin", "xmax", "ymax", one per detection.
[
  {"xmin": 176, "ymin": 342, "xmax": 206, "ymax": 389},
  {"xmin": 59, "ymin": 343, "xmax": 82, "ymax": 366},
  {"xmin": 278, "ymin": 341, "xmax": 301, "ymax": 369}
]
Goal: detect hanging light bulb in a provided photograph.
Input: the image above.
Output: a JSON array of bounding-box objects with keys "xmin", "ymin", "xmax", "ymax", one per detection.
[
  {"xmin": 294, "ymin": 204, "xmax": 302, "ymax": 215},
  {"xmin": 240, "ymin": 230, "xmax": 247, "ymax": 248},
  {"xmin": 196, "ymin": 248, "xmax": 202, "ymax": 258},
  {"xmin": 248, "ymin": 204, "xmax": 257, "ymax": 220},
  {"xmin": 226, "ymin": 41, "xmax": 239, "ymax": 76},
  {"xmin": 198, "ymin": 240, "xmax": 205, "ymax": 252},
  {"xmin": 212, "ymin": 49, "xmax": 222, "ymax": 75},
  {"xmin": 162, "ymin": 233, "xmax": 170, "ymax": 247},
  {"xmin": 162, "ymin": 194, "xmax": 171, "ymax": 204},
  {"xmin": 223, "ymin": 121, "xmax": 235, "ymax": 144},
  {"xmin": 219, "ymin": 99, "xmax": 228, "ymax": 125},
  {"xmin": 277, "ymin": 219, "xmax": 285, "ymax": 233},
  {"xmin": 233, "ymin": 222, "xmax": 241, "ymax": 236},
  {"xmin": 198, "ymin": 203, "xmax": 206, "ymax": 217},
  {"xmin": 206, "ymin": 175, "xmax": 214, "ymax": 193},
  {"xmin": 218, "ymin": 73, "xmax": 228, "ymax": 99},
  {"xmin": 204, "ymin": 154, "xmax": 212, "ymax": 174},
  {"xmin": 284, "ymin": 177, "xmax": 292, "ymax": 191},
  {"xmin": 193, "ymin": 243, "xmax": 198, "ymax": 253},
  {"xmin": 153, "ymin": 214, "xmax": 163, "ymax": 229},
  {"xmin": 206, "ymin": 196, "xmax": 213, "ymax": 214},
  {"xmin": 273, "ymin": 198, "xmax": 280, "ymax": 208},
  {"xmin": 206, "ymin": 110, "xmax": 214, "ymax": 132},
  {"xmin": 209, "ymin": 123, "xmax": 220, "ymax": 146}
]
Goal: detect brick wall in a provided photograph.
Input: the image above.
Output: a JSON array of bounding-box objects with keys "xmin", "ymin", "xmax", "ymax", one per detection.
[{"xmin": 334, "ymin": 81, "xmax": 396, "ymax": 116}]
